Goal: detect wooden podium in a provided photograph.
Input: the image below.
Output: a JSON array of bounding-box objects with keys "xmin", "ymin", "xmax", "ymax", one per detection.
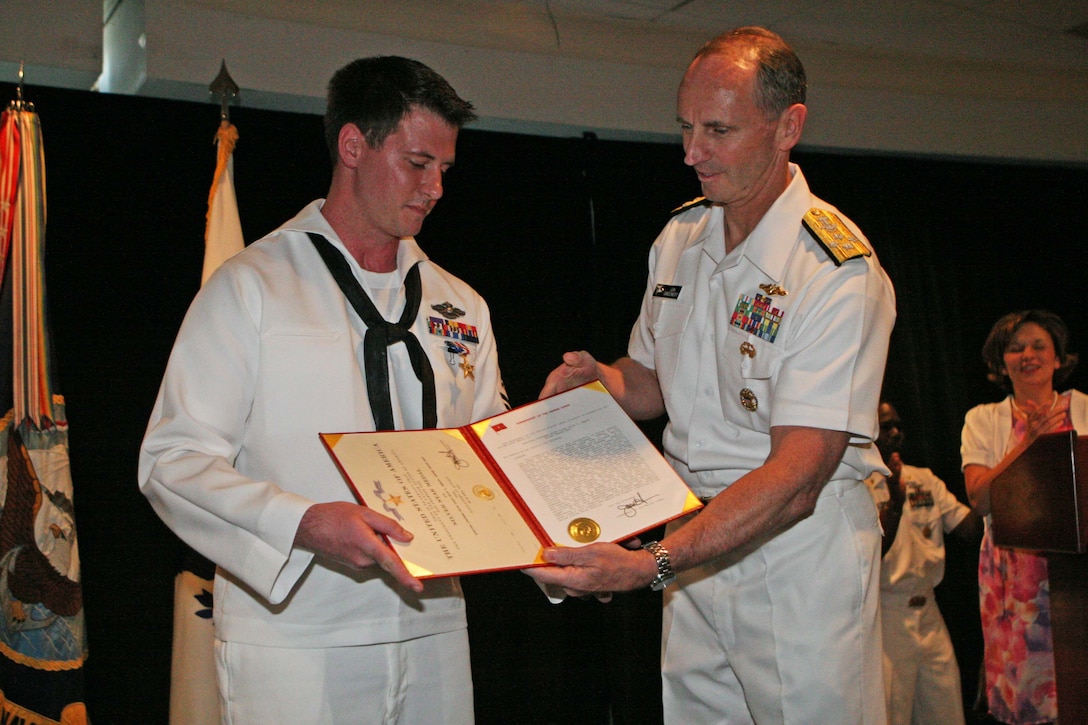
[{"xmin": 991, "ymin": 429, "xmax": 1087, "ymax": 724}]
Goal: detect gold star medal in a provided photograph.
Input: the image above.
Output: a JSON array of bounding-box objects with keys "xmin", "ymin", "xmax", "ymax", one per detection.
[{"xmin": 459, "ymin": 353, "xmax": 475, "ymax": 379}]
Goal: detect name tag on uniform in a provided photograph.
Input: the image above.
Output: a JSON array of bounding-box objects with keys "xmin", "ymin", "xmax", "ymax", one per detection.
[{"xmin": 653, "ymin": 284, "xmax": 682, "ymax": 299}]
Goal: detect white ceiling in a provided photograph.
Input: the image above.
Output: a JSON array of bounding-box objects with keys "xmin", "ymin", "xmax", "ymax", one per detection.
[
  {"xmin": 225, "ymin": 0, "xmax": 1088, "ymax": 73},
  {"xmin": 179, "ymin": 0, "xmax": 1088, "ymax": 161},
  {"xmin": 545, "ymin": 0, "xmax": 1088, "ymax": 69},
  {"xmin": 201, "ymin": 0, "xmax": 1088, "ymax": 109},
  {"xmin": 3, "ymin": 0, "xmax": 1086, "ymax": 162}
]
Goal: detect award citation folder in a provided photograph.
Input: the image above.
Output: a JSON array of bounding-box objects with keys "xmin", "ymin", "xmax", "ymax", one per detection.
[{"xmin": 320, "ymin": 381, "xmax": 703, "ymax": 579}]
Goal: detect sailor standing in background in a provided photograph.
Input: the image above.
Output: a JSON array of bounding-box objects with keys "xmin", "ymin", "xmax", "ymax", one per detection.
[{"xmin": 867, "ymin": 401, "xmax": 981, "ymax": 725}]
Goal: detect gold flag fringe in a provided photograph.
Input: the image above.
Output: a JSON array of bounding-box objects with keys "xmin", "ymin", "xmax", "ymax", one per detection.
[{"xmin": 204, "ymin": 121, "xmax": 238, "ymax": 241}]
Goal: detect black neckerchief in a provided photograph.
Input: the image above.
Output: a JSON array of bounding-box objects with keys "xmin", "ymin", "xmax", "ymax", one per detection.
[{"xmin": 307, "ymin": 232, "xmax": 437, "ymax": 430}]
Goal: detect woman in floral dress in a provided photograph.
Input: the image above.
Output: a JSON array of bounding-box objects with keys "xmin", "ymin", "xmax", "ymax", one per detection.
[{"xmin": 960, "ymin": 309, "xmax": 1087, "ymax": 724}]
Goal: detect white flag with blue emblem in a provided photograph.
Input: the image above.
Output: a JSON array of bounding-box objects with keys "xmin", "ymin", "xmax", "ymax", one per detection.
[{"xmin": 170, "ymin": 119, "xmax": 244, "ymax": 725}]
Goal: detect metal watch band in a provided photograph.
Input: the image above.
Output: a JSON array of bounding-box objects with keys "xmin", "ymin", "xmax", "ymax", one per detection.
[{"xmin": 642, "ymin": 540, "xmax": 675, "ymax": 591}]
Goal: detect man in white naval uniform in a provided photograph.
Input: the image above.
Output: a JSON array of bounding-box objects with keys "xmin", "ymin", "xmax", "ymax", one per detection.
[
  {"xmin": 867, "ymin": 402, "xmax": 980, "ymax": 725},
  {"xmin": 139, "ymin": 57, "xmax": 507, "ymax": 723},
  {"xmin": 530, "ymin": 27, "xmax": 896, "ymax": 724}
]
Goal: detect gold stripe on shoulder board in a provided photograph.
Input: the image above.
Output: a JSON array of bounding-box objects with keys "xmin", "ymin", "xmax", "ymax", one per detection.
[
  {"xmin": 670, "ymin": 196, "xmax": 711, "ymax": 217},
  {"xmin": 802, "ymin": 208, "xmax": 871, "ymax": 266}
]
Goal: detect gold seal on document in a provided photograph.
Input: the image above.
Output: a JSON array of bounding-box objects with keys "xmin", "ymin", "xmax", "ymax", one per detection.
[
  {"xmin": 568, "ymin": 518, "xmax": 602, "ymax": 543},
  {"xmin": 473, "ymin": 485, "xmax": 495, "ymax": 500}
]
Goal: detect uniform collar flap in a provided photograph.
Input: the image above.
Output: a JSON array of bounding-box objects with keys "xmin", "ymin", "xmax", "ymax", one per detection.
[{"xmin": 734, "ymin": 164, "xmax": 811, "ymax": 280}]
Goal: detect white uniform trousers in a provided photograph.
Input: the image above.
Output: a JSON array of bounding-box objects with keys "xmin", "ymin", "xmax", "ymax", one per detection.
[
  {"xmin": 881, "ymin": 590, "xmax": 965, "ymax": 725},
  {"xmin": 661, "ymin": 479, "xmax": 885, "ymax": 725},
  {"xmin": 215, "ymin": 628, "xmax": 473, "ymax": 725}
]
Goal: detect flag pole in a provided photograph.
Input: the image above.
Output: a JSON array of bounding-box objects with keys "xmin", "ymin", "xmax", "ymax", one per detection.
[
  {"xmin": 169, "ymin": 60, "xmax": 246, "ymax": 725},
  {"xmin": 201, "ymin": 61, "xmax": 244, "ymax": 284},
  {"xmin": 209, "ymin": 60, "xmax": 239, "ymax": 123}
]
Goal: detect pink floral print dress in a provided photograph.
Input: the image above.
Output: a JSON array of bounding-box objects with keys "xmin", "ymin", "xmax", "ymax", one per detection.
[{"xmin": 977, "ymin": 393, "xmax": 1070, "ymax": 724}]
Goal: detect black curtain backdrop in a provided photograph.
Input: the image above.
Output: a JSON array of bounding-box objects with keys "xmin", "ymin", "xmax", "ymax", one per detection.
[{"xmin": 0, "ymin": 83, "xmax": 1084, "ymax": 723}]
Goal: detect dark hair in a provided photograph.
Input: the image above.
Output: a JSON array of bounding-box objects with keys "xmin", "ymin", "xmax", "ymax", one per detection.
[
  {"xmin": 323, "ymin": 56, "xmax": 477, "ymax": 163},
  {"xmin": 981, "ymin": 309, "xmax": 1079, "ymax": 391},
  {"xmin": 692, "ymin": 26, "xmax": 806, "ymax": 119}
]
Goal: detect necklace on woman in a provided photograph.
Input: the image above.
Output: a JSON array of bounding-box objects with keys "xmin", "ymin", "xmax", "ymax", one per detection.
[{"xmin": 1010, "ymin": 390, "xmax": 1059, "ymax": 416}]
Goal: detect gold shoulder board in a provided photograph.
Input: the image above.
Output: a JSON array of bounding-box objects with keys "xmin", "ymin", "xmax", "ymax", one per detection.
[
  {"xmin": 802, "ymin": 208, "xmax": 871, "ymax": 266},
  {"xmin": 670, "ymin": 196, "xmax": 710, "ymax": 217}
]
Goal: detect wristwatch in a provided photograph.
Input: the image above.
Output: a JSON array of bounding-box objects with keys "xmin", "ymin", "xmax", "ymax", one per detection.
[{"xmin": 642, "ymin": 541, "xmax": 675, "ymax": 591}]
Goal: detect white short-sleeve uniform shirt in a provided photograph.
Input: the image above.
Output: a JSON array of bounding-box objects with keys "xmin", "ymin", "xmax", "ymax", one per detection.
[{"xmin": 628, "ymin": 165, "xmax": 896, "ymax": 497}]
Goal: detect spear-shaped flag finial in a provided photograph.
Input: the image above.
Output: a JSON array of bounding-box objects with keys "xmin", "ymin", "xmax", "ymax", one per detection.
[{"xmin": 209, "ymin": 60, "xmax": 239, "ymax": 122}]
